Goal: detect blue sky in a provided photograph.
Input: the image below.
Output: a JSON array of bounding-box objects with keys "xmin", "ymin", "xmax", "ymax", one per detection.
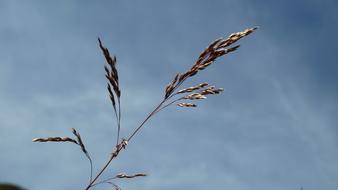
[{"xmin": 0, "ymin": 0, "xmax": 337, "ymax": 190}]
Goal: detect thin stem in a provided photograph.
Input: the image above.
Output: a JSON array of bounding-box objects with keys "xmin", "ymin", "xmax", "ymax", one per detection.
[
  {"xmin": 85, "ymin": 155, "xmax": 114, "ymax": 190},
  {"xmin": 127, "ymin": 99, "xmax": 166, "ymax": 141},
  {"xmin": 127, "ymin": 74, "xmax": 192, "ymax": 142},
  {"xmin": 90, "ymin": 176, "xmax": 117, "ymax": 187},
  {"xmin": 111, "ymin": 102, "xmax": 119, "ymax": 145},
  {"xmin": 116, "ymin": 98, "xmax": 121, "ymax": 145},
  {"xmin": 154, "ymin": 96, "xmax": 184, "ymax": 114},
  {"xmin": 85, "ymin": 153, "xmax": 93, "ymax": 183},
  {"xmin": 75, "ymin": 140, "xmax": 93, "ymax": 185}
]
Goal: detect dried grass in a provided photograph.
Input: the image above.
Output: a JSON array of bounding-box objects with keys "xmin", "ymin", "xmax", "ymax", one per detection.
[{"xmin": 33, "ymin": 27, "xmax": 257, "ymax": 190}]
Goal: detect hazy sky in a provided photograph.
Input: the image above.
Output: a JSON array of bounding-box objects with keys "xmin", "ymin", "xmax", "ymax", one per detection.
[{"xmin": 0, "ymin": 1, "xmax": 337, "ymax": 190}]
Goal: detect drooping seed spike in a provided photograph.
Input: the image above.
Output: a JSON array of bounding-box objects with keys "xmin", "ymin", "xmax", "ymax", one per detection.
[
  {"xmin": 32, "ymin": 137, "xmax": 78, "ymax": 144},
  {"xmin": 72, "ymin": 128, "xmax": 88, "ymax": 154}
]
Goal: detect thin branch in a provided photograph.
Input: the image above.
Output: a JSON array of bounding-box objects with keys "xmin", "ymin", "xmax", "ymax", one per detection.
[
  {"xmin": 127, "ymin": 99, "xmax": 167, "ymax": 142},
  {"xmin": 126, "ymin": 82, "xmax": 187, "ymax": 142},
  {"xmin": 85, "ymin": 139, "xmax": 128, "ymax": 190},
  {"xmin": 91, "ymin": 181, "xmax": 122, "ymax": 190},
  {"xmin": 85, "ymin": 156, "xmax": 114, "ymax": 190},
  {"xmin": 71, "ymin": 128, "xmax": 93, "ymax": 185},
  {"xmin": 154, "ymin": 96, "xmax": 184, "ymax": 114},
  {"xmin": 91, "ymin": 173, "xmax": 146, "ymax": 187},
  {"xmin": 90, "ymin": 177, "xmax": 117, "ymax": 187},
  {"xmin": 117, "ymin": 98, "xmax": 121, "ymax": 145},
  {"xmin": 84, "ymin": 151, "xmax": 93, "ymax": 183},
  {"xmin": 107, "ymin": 182, "xmax": 122, "ymax": 190}
]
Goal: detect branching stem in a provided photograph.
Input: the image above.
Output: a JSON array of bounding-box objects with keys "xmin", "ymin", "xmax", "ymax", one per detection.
[{"xmin": 85, "ymin": 95, "xmax": 175, "ymax": 189}]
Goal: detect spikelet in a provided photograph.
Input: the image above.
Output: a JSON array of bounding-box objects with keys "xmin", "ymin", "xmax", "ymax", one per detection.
[
  {"xmin": 177, "ymin": 82, "xmax": 208, "ymax": 94},
  {"xmin": 32, "ymin": 137, "xmax": 78, "ymax": 144},
  {"xmin": 107, "ymin": 83, "xmax": 116, "ymax": 107},
  {"xmin": 177, "ymin": 103, "xmax": 197, "ymax": 107},
  {"xmin": 115, "ymin": 173, "xmax": 147, "ymax": 179},
  {"xmin": 183, "ymin": 93, "xmax": 207, "ymax": 100},
  {"xmin": 165, "ymin": 73, "xmax": 180, "ymax": 98},
  {"xmin": 199, "ymin": 86, "xmax": 224, "ymax": 95},
  {"xmin": 217, "ymin": 27, "xmax": 258, "ymax": 48}
]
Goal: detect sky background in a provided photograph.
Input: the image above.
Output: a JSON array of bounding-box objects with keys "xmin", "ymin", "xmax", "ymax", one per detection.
[{"xmin": 0, "ymin": 0, "xmax": 338, "ymax": 190}]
